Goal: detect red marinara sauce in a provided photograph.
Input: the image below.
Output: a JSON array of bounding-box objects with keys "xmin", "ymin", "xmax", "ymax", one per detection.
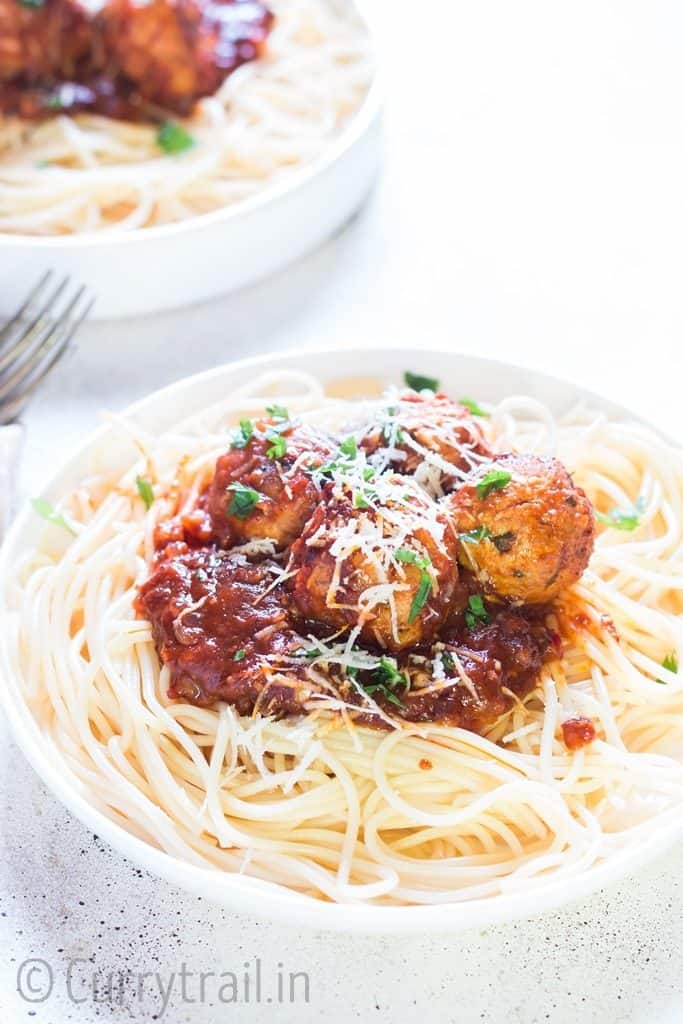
[{"xmin": 561, "ymin": 717, "xmax": 597, "ymax": 751}]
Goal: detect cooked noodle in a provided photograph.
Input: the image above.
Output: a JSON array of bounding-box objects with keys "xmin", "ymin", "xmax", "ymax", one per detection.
[
  {"xmin": 0, "ymin": 0, "xmax": 372, "ymax": 236},
  {"xmin": 5, "ymin": 370, "xmax": 683, "ymax": 905}
]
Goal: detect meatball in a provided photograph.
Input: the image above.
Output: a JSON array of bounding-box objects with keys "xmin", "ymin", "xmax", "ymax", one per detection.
[
  {"xmin": 0, "ymin": 0, "xmax": 93, "ymax": 83},
  {"xmin": 207, "ymin": 419, "xmax": 335, "ymax": 550},
  {"xmin": 359, "ymin": 391, "xmax": 492, "ymax": 495},
  {"xmin": 289, "ymin": 476, "xmax": 459, "ymax": 651},
  {"xmin": 101, "ymin": 0, "xmax": 273, "ymax": 114},
  {"xmin": 0, "ymin": 0, "xmax": 273, "ymax": 119},
  {"xmin": 448, "ymin": 454, "xmax": 595, "ymax": 604}
]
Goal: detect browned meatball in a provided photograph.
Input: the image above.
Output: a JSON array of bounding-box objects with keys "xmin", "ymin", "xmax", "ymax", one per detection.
[
  {"xmin": 207, "ymin": 420, "xmax": 335, "ymax": 551},
  {"xmin": 0, "ymin": 0, "xmax": 273, "ymax": 120},
  {"xmin": 0, "ymin": 0, "xmax": 93, "ymax": 82},
  {"xmin": 101, "ymin": 0, "xmax": 273, "ymax": 115},
  {"xmin": 448, "ymin": 454, "xmax": 595, "ymax": 604},
  {"xmin": 289, "ymin": 477, "xmax": 459, "ymax": 651},
  {"xmin": 359, "ymin": 391, "xmax": 492, "ymax": 495}
]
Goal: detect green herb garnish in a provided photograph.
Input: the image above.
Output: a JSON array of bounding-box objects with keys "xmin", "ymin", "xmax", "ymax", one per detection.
[
  {"xmin": 476, "ymin": 468, "xmax": 511, "ymax": 499},
  {"xmin": 339, "ymin": 436, "xmax": 357, "ymax": 458},
  {"xmin": 442, "ymin": 651, "xmax": 456, "ymax": 673},
  {"xmin": 657, "ymin": 651, "xmax": 679, "ymax": 683},
  {"xmin": 30, "ymin": 497, "xmax": 76, "ymax": 536},
  {"xmin": 231, "ymin": 419, "xmax": 254, "ymax": 449},
  {"xmin": 459, "ymin": 397, "xmax": 489, "ymax": 418},
  {"xmin": 234, "ymin": 649, "xmax": 246, "ymax": 662},
  {"xmin": 395, "ymin": 548, "xmax": 433, "ymax": 622},
  {"xmin": 20, "ymin": 0, "xmax": 45, "ymax": 8},
  {"xmin": 465, "ymin": 594, "xmax": 490, "ymax": 630},
  {"xmin": 227, "ymin": 482, "xmax": 261, "ymax": 520},
  {"xmin": 404, "ymin": 371, "xmax": 439, "ymax": 393},
  {"xmin": 135, "ymin": 476, "xmax": 154, "ymax": 510},
  {"xmin": 266, "ymin": 432, "xmax": 287, "ymax": 460},
  {"xmin": 354, "ymin": 493, "xmax": 372, "ymax": 509},
  {"xmin": 266, "ymin": 404, "xmax": 289, "ymax": 422},
  {"xmin": 365, "ymin": 657, "xmax": 408, "ymax": 708},
  {"xmin": 459, "ymin": 526, "xmax": 492, "ymax": 545},
  {"xmin": 595, "ymin": 497, "xmax": 645, "ymax": 532},
  {"xmin": 157, "ymin": 121, "xmax": 195, "ymax": 154}
]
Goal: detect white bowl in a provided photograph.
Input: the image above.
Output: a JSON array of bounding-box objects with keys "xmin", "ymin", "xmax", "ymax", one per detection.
[
  {"xmin": 2, "ymin": 346, "xmax": 682, "ymax": 933},
  {"xmin": 0, "ymin": 38, "xmax": 382, "ymax": 320}
]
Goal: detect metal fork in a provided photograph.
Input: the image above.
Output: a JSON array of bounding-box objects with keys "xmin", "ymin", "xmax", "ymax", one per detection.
[{"xmin": 0, "ymin": 271, "xmax": 94, "ymax": 425}]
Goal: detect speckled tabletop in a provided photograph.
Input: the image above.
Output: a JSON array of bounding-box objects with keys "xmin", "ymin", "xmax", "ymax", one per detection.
[{"xmin": 3, "ymin": 2, "xmax": 683, "ymax": 1022}]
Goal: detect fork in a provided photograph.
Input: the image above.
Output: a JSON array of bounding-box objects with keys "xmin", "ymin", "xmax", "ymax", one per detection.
[{"xmin": 0, "ymin": 271, "xmax": 94, "ymax": 425}]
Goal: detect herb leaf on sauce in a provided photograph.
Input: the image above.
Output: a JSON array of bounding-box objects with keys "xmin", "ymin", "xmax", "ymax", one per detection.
[
  {"xmin": 395, "ymin": 548, "xmax": 433, "ymax": 622},
  {"xmin": 231, "ymin": 419, "xmax": 254, "ymax": 449},
  {"xmin": 459, "ymin": 526, "xmax": 492, "ymax": 545},
  {"xmin": 266, "ymin": 404, "xmax": 289, "ymax": 422},
  {"xmin": 365, "ymin": 657, "xmax": 408, "ymax": 707},
  {"xmin": 459, "ymin": 397, "xmax": 490, "ymax": 418},
  {"xmin": 135, "ymin": 476, "xmax": 154, "ymax": 510},
  {"xmin": 157, "ymin": 121, "xmax": 195, "ymax": 154},
  {"xmin": 404, "ymin": 371, "xmax": 439, "ymax": 393},
  {"xmin": 30, "ymin": 497, "xmax": 76, "ymax": 536},
  {"xmin": 227, "ymin": 482, "xmax": 261, "ymax": 519},
  {"xmin": 476, "ymin": 468, "xmax": 511, "ymax": 499},
  {"xmin": 465, "ymin": 594, "xmax": 490, "ymax": 629},
  {"xmin": 234, "ymin": 649, "xmax": 246, "ymax": 662},
  {"xmin": 266, "ymin": 431, "xmax": 287, "ymax": 460}
]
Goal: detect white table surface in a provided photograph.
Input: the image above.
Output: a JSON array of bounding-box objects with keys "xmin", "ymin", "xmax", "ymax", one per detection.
[{"xmin": 3, "ymin": 2, "xmax": 683, "ymax": 1021}]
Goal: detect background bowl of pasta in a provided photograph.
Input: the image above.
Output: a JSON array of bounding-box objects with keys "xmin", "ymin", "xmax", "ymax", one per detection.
[
  {"xmin": 2, "ymin": 346, "xmax": 683, "ymax": 933},
  {"xmin": 0, "ymin": 0, "xmax": 380, "ymax": 318}
]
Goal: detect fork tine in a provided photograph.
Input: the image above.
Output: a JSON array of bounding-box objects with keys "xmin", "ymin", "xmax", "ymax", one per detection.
[
  {"xmin": 0, "ymin": 275, "xmax": 71, "ymax": 375},
  {"xmin": 0, "ymin": 271, "xmax": 55, "ymax": 352},
  {"xmin": 0, "ymin": 289, "xmax": 93, "ymax": 409}
]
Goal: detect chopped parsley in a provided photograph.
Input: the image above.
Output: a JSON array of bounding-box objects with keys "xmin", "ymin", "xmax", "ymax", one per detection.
[
  {"xmin": 459, "ymin": 397, "xmax": 489, "ymax": 418},
  {"xmin": 476, "ymin": 468, "xmax": 511, "ymax": 499},
  {"xmin": 465, "ymin": 594, "xmax": 490, "ymax": 630},
  {"xmin": 459, "ymin": 525, "xmax": 492, "ymax": 545},
  {"xmin": 657, "ymin": 651, "xmax": 679, "ymax": 683},
  {"xmin": 30, "ymin": 497, "xmax": 76, "ymax": 536},
  {"xmin": 266, "ymin": 431, "xmax": 287, "ymax": 460},
  {"xmin": 234, "ymin": 649, "xmax": 246, "ymax": 662},
  {"xmin": 157, "ymin": 121, "xmax": 195, "ymax": 155},
  {"xmin": 596, "ymin": 497, "xmax": 645, "ymax": 532},
  {"xmin": 227, "ymin": 482, "xmax": 261, "ymax": 519},
  {"xmin": 364, "ymin": 657, "xmax": 408, "ymax": 708},
  {"xmin": 395, "ymin": 548, "xmax": 434, "ymax": 623},
  {"xmin": 231, "ymin": 419, "xmax": 254, "ymax": 449},
  {"xmin": 339, "ymin": 436, "xmax": 357, "ymax": 458},
  {"xmin": 404, "ymin": 371, "xmax": 439, "ymax": 393},
  {"xmin": 442, "ymin": 651, "xmax": 456, "ymax": 673},
  {"xmin": 135, "ymin": 476, "xmax": 154, "ymax": 510},
  {"xmin": 354, "ymin": 493, "xmax": 372, "ymax": 509},
  {"xmin": 294, "ymin": 646, "xmax": 322, "ymax": 660},
  {"xmin": 266, "ymin": 404, "xmax": 289, "ymax": 422}
]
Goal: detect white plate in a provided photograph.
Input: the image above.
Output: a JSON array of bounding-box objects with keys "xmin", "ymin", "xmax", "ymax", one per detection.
[
  {"xmin": 0, "ymin": 20, "xmax": 382, "ymax": 320},
  {"xmin": 2, "ymin": 346, "xmax": 682, "ymax": 933}
]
